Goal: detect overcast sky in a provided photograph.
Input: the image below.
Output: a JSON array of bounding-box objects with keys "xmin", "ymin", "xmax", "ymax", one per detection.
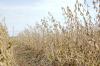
[{"xmin": 0, "ymin": 0, "xmax": 92, "ymax": 36}]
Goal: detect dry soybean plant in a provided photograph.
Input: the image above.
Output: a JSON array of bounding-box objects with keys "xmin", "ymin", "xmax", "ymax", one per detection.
[
  {"xmin": 0, "ymin": 22, "xmax": 13, "ymax": 66},
  {"xmin": 0, "ymin": 0, "xmax": 100, "ymax": 66}
]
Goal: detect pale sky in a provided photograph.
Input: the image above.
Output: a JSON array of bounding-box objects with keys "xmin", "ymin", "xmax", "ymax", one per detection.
[{"xmin": 0, "ymin": 0, "xmax": 92, "ymax": 36}]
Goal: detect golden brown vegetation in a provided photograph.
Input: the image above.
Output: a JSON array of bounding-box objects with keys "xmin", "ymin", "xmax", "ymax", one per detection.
[{"xmin": 0, "ymin": 0, "xmax": 100, "ymax": 66}]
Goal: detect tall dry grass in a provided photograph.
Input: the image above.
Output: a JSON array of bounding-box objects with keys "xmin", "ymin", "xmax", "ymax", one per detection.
[{"xmin": 0, "ymin": 0, "xmax": 100, "ymax": 66}]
